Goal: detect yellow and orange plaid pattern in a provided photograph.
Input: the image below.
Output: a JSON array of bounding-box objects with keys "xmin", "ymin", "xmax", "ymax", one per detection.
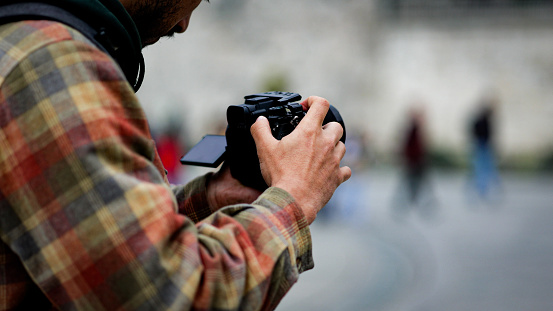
[{"xmin": 0, "ymin": 20, "xmax": 313, "ymax": 310}]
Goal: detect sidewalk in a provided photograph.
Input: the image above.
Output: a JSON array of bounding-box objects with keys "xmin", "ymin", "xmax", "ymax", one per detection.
[{"xmin": 276, "ymin": 170, "xmax": 553, "ymax": 311}]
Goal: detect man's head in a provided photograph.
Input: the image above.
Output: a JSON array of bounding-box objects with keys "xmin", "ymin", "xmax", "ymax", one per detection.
[{"xmin": 120, "ymin": 0, "xmax": 204, "ymax": 47}]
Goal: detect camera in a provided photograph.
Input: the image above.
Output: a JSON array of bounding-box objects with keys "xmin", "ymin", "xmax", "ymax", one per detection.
[{"xmin": 180, "ymin": 91, "xmax": 346, "ymax": 191}]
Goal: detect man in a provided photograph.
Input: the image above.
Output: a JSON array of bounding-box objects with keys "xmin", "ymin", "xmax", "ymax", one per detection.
[{"xmin": 0, "ymin": 0, "xmax": 351, "ymax": 310}]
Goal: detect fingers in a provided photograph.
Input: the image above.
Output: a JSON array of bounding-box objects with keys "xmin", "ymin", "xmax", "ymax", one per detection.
[
  {"xmin": 250, "ymin": 116, "xmax": 276, "ymax": 148},
  {"xmin": 299, "ymin": 96, "xmax": 330, "ymax": 129},
  {"xmin": 334, "ymin": 142, "xmax": 351, "ymax": 183},
  {"xmin": 323, "ymin": 121, "xmax": 344, "ymax": 144},
  {"xmin": 335, "ymin": 140, "xmax": 346, "ymax": 158},
  {"xmin": 300, "ymin": 95, "xmax": 328, "ymax": 111},
  {"xmin": 300, "ymin": 97, "xmax": 349, "ymax": 185},
  {"xmin": 340, "ymin": 166, "xmax": 352, "ymax": 183}
]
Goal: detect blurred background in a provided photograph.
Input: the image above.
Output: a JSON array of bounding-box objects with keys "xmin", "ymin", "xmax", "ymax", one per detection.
[{"xmin": 137, "ymin": 0, "xmax": 553, "ymax": 310}]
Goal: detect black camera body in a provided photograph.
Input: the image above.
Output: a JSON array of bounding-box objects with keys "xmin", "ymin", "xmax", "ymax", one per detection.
[
  {"xmin": 225, "ymin": 91, "xmax": 346, "ymax": 190},
  {"xmin": 180, "ymin": 91, "xmax": 346, "ymax": 191}
]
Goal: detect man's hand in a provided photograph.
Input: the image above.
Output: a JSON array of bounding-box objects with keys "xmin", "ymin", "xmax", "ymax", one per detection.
[
  {"xmin": 250, "ymin": 96, "xmax": 352, "ymax": 224},
  {"xmin": 207, "ymin": 164, "xmax": 263, "ymax": 211}
]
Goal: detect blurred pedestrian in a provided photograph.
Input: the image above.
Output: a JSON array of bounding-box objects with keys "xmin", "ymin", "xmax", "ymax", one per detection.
[
  {"xmin": 156, "ymin": 124, "xmax": 186, "ymax": 184},
  {"xmin": 468, "ymin": 95, "xmax": 501, "ymax": 201},
  {"xmin": 392, "ymin": 105, "xmax": 437, "ymax": 218}
]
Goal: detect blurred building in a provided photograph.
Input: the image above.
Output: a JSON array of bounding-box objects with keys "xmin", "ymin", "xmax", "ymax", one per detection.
[{"xmin": 137, "ymin": 0, "xmax": 553, "ymax": 168}]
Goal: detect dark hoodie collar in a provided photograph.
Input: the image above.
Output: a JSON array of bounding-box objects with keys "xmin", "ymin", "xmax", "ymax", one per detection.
[{"xmin": 1, "ymin": 0, "xmax": 145, "ymax": 91}]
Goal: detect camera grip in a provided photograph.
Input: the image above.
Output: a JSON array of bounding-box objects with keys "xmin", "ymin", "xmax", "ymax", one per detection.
[{"xmin": 227, "ymin": 104, "xmax": 345, "ymax": 191}]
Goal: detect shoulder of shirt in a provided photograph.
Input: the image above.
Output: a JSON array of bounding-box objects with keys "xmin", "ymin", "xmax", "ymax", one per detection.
[{"xmin": 0, "ymin": 20, "xmax": 103, "ymax": 81}]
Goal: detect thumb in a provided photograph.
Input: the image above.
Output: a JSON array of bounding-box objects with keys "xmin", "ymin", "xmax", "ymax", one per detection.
[{"xmin": 250, "ymin": 116, "xmax": 275, "ymax": 148}]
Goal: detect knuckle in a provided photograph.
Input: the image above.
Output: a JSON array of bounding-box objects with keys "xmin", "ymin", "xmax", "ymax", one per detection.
[
  {"xmin": 250, "ymin": 119, "xmax": 266, "ymax": 138},
  {"xmin": 336, "ymin": 123, "xmax": 344, "ymax": 136},
  {"xmin": 334, "ymin": 150, "xmax": 343, "ymax": 164},
  {"xmin": 302, "ymin": 125, "xmax": 318, "ymax": 138},
  {"xmin": 309, "ymin": 96, "xmax": 330, "ymax": 109},
  {"xmin": 317, "ymin": 98, "xmax": 330, "ymax": 109},
  {"xmin": 338, "ymin": 141, "xmax": 346, "ymax": 153},
  {"xmin": 250, "ymin": 126, "xmax": 260, "ymax": 139}
]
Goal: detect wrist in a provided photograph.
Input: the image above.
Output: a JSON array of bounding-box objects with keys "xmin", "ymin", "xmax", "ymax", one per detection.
[
  {"xmin": 272, "ymin": 182, "xmax": 316, "ymax": 224},
  {"xmin": 205, "ymin": 172, "xmax": 218, "ymax": 213}
]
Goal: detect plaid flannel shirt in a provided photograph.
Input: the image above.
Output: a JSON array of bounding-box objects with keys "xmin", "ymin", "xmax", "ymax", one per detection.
[{"xmin": 0, "ymin": 20, "xmax": 313, "ymax": 310}]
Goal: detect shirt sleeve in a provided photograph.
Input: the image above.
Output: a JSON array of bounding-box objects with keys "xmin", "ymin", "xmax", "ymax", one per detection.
[
  {"xmin": 0, "ymin": 21, "xmax": 313, "ymax": 311},
  {"xmin": 172, "ymin": 174, "xmax": 214, "ymax": 223}
]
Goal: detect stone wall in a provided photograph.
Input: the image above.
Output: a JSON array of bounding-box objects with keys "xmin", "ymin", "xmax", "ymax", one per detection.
[{"xmin": 137, "ymin": 0, "xmax": 553, "ymax": 162}]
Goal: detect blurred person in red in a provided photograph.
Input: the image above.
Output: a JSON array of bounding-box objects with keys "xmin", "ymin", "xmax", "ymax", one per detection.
[
  {"xmin": 402, "ymin": 107, "xmax": 427, "ymax": 204},
  {"xmin": 392, "ymin": 105, "xmax": 437, "ymax": 218},
  {"xmin": 0, "ymin": 0, "xmax": 351, "ymax": 310},
  {"xmin": 156, "ymin": 124, "xmax": 186, "ymax": 184}
]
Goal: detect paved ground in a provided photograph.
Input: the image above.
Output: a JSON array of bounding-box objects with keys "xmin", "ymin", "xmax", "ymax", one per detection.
[{"xmin": 275, "ymin": 169, "xmax": 553, "ymax": 311}]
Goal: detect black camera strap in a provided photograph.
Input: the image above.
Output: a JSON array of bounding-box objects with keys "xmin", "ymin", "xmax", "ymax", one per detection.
[{"xmin": 0, "ymin": 2, "xmax": 144, "ymax": 91}]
